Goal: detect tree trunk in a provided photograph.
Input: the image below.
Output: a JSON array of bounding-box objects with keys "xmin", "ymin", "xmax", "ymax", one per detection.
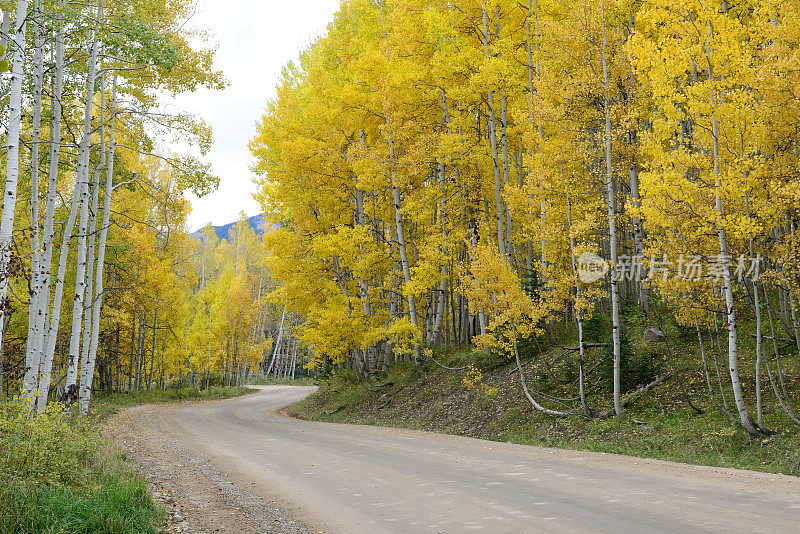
[
  {"xmin": 64, "ymin": 0, "xmax": 104, "ymax": 404},
  {"xmin": 482, "ymin": 6, "xmax": 506, "ymax": 258},
  {"xmin": 705, "ymin": 19, "xmax": 759, "ymax": 435},
  {"xmin": 22, "ymin": 0, "xmax": 46, "ymax": 406},
  {"xmin": 147, "ymin": 309, "xmax": 156, "ymax": 393},
  {"xmin": 129, "ymin": 314, "xmax": 136, "ymax": 391},
  {"xmin": 34, "ymin": 20, "xmax": 65, "ymax": 411},
  {"xmin": 78, "ymin": 74, "xmax": 107, "ymax": 413},
  {"xmin": 564, "ymin": 164, "xmax": 590, "ymax": 415},
  {"xmin": 390, "ymin": 148, "xmax": 421, "ymax": 366},
  {"xmin": 79, "ymin": 79, "xmax": 117, "ymax": 414},
  {"xmin": 0, "ymin": 0, "xmax": 30, "ymax": 349},
  {"xmin": 601, "ymin": 4, "xmax": 623, "ymax": 420}
]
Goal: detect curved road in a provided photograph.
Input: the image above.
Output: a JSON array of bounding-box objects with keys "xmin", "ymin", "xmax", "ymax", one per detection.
[{"xmin": 147, "ymin": 386, "xmax": 800, "ymax": 533}]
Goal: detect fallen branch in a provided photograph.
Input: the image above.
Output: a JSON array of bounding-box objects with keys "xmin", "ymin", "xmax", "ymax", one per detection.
[
  {"xmin": 325, "ymin": 404, "xmax": 345, "ymax": 416},
  {"xmin": 598, "ymin": 372, "xmax": 674, "ymax": 419},
  {"xmin": 429, "ymin": 356, "xmax": 468, "ymax": 371},
  {"xmin": 378, "ymin": 385, "xmax": 406, "ymax": 409},
  {"xmin": 513, "ymin": 323, "xmax": 574, "ymax": 418}
]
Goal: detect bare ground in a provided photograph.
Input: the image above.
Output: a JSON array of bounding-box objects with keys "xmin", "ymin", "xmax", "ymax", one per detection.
[{"xmin": 104, "ymin": 400, "xmax": 314, "ymax": 534}]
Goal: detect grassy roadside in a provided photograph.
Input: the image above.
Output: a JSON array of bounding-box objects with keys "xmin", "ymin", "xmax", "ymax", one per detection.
[
  {"xmin": 0, "ymin": 385, "xmax": 255, "ymax": 533},
  {"xmin": 290, "ymin": 353, "xmax": 800, "ymax": 477},
  {"xmin": 0, "ymin": 399, "xmax": 163, "ymax": 534}
]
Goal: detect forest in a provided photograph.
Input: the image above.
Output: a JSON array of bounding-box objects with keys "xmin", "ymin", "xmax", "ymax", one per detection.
[
  {"xmin": 250, "ymin": 0, "xmax": 800, "ymax": 438},
  {"xmin": 1, "ymin": 0, "xmax": 800, "ymax": 530},
  {"xmin": 0, "ymin": 0, "xmax": 799, "ymax": 460},
  {"xmin": 0, "ymin": 0, "xmax": 308, "ymax": 418}
]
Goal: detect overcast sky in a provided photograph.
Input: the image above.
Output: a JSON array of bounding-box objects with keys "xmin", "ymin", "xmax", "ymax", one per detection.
[{"xmin": 175, "ymin": 0, "xmax": 341, "ymax": 231}]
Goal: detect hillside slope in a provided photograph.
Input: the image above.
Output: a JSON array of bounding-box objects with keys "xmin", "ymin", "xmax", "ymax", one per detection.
[{"xmin": 290, "ymin": 341, "xmax": 800, "ymax": 477}]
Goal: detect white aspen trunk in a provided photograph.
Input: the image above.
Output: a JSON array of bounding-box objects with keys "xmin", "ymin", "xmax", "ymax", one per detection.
[
  {"xmin": 78, "ymin": 83, "xmax": 105, "ymax": 412},
  {"xmin": 705, "ymin": 19, "xmax": 758, "ymax": 435},
  {"xmin": 148, "ymin": 309, "xmax": 157, "ymax": 392},
  {"xmin": 290, "ymin": 341, "xmax": 297, "ymax": 379},
  {"xmin": 433, "ymin": 102, "xmax": 448, "ymax": 345},
  {"xmin": 512, "ymin": 323, "xmax": 572, "ymax": 416},
  {"xmin": 387, "ymin": 135, "xmax": 421, "ymax": 365},
  {"xmin": 601, "ymin": 3, "xmax": 623, "ymax": 420},
  {"xmin": 790, "ymin": 291, "xmax": 800, "ymax": 360},
  {"xmin": 375, "ymin": 3, "xmax": 419, "ymax": 364},
  {"xmin": 482, "ymin": 6, "xmax": 506, "ymax": 258},
  {"xmin": 626, "ymin": 12, "xmax": 648, "ymax": 315},
  {"xmin": 79, "ymin": 79, "xmax": 115, "ymax": 414},
  {"xmin": 628, "ymin": 163, "xmax": 647, "ymax": 304},
  {"xmin": 392, "ymin": 181, "xmax": 421, "ymax": 365},
  {"xmin": 268, "ymin": 305, "xmax": 287, "ymax": 374},
  {"xmin": 540, "ymin": 199, "xmax": 547, "ymax": 280},
  {"xmin": 500, "ymin": 93, "xmax": 513, "ymax": 259},
  {"xmin": 754, "ymin": 278, "xmax": 763, "ymax": 427},
  {"xmin": 22, "ymin": 0, "xmax": 46, "ymax": 406},
  {"xmin": 64, "ymin": 143, "xmax": 92, "ymax": 400},
  {"xmin": 744, "ymin": 194, "xmax": 763, "ymax": 427},
  {"xmin": 42, "ymin": 168, "xmax": 81, "ymax": 399},
  {"xmin": 0, "ymin": 0, "xmax": 30, "ymax": 350},
  {"xmin": 526, "ymin": 0, "xmax": 548, "ymax": 289},
  {"xmin": 34, "ymin": 22, "xmax": 65, "ymax": 411},
  {"xmin": 355, "ymin": 131, "xmax": 376, "ymax": 361},
  {"xmin": 763, "ymin": 283, "xmax": 800, "ymax": 426},
  {"xmin": 64, "ymin": 0, "xmax": 103, "ymax": 402},
  {"xmin": 564, "ymin": 163, "xmax": 590, "ymax": 415}
]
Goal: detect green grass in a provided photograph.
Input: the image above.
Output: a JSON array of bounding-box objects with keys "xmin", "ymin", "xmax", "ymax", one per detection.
[
  {"xmin": 0, "ymin": 385, "xmax": 257, "ymax": 533},
  {"xmin": 1, "ymin": 457, "xmax": 163, "ymax": 534},
  {"xmin": 0, "ymin": 399, "xmax": 164, "ymax": 533},
  {"xmin": 91, "ymin": 385, "xmax": 255, "ymax": 421}
]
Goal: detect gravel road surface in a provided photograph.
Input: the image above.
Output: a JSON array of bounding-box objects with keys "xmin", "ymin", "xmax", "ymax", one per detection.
[{"xmin": 109, "ymin": 385, "xmax": 800, "ymax": 533}]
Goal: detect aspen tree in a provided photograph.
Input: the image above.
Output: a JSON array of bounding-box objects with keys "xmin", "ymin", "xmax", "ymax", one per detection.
[
  {"xmin": 0, "ymin": 0, "xmax": 30, "ymax": 346},
  {"xmin": 64, "ymin": 0, "xmax": 104, "ymax": 403},
  {"xmin": 35, "ymin": 20, "xmax": 65, "ymax": 410},
  {"xmin": 21, "ymin": 0, "xmax": 46, "ymax": 406}
]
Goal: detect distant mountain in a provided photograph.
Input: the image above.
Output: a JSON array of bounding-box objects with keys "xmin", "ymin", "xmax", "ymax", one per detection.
[{"xmin": 193, "ymin": 213, "xmax": 277, "ymax": 241}]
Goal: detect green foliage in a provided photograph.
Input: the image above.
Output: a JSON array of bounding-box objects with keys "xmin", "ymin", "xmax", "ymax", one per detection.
[
  {"xmin": 582, "ymin": 313, "xmax": 611, "ymax": 344},
  {"xmin": 472, "ymin": 349, "xmax": 509, "ymax": 372},
  {"xmin": 520, "ymin": 268, "xmax": 541, "ymax": 302},
  {"xmin": 597, "ymin": 323, "xmax": 657, "ymax": 393},
  {"xmin": 127, "ymin": 22, "xmax": 180, "ymax": 70},
  {"xmin": 0, "ymin": 399, "xmax": 163, "ymax": 533},
  {"xmin": 0, "ymin": 400, "xmax": 96, "ymax": 488}
]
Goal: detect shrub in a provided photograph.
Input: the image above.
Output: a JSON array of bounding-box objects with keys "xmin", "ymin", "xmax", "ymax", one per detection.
[
  {"xmin": 0, "ymin": 399, "xmax": 97, "ymax": 488},
  {"xmin": 597, "ymin": 324, "xmax": 658, "ymax": 393},
  {"xmin": 0, "ymin": 398, "xmax": 163, "ymax": 533}
]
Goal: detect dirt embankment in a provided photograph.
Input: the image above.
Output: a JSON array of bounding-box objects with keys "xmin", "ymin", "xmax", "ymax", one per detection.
[{"xmin": 289, "ymin": 358, "xmax": 800, "ymax": 477}]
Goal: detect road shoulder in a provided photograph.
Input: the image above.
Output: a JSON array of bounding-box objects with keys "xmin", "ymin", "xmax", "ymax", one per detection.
[{"xmin": 104, "ymin": 403, "xmax": 313, "ymax": 534}]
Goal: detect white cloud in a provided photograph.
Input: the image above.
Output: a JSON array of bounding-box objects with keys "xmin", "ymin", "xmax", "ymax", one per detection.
[{"xmin": 173, "ymin": 0, "xmax": 341, "ymax": 231}]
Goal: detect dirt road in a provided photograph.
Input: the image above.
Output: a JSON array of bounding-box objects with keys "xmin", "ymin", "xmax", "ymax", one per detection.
[{"xmin": 109, "ymin": 385, "xmax": 800, "ymax": 533}]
